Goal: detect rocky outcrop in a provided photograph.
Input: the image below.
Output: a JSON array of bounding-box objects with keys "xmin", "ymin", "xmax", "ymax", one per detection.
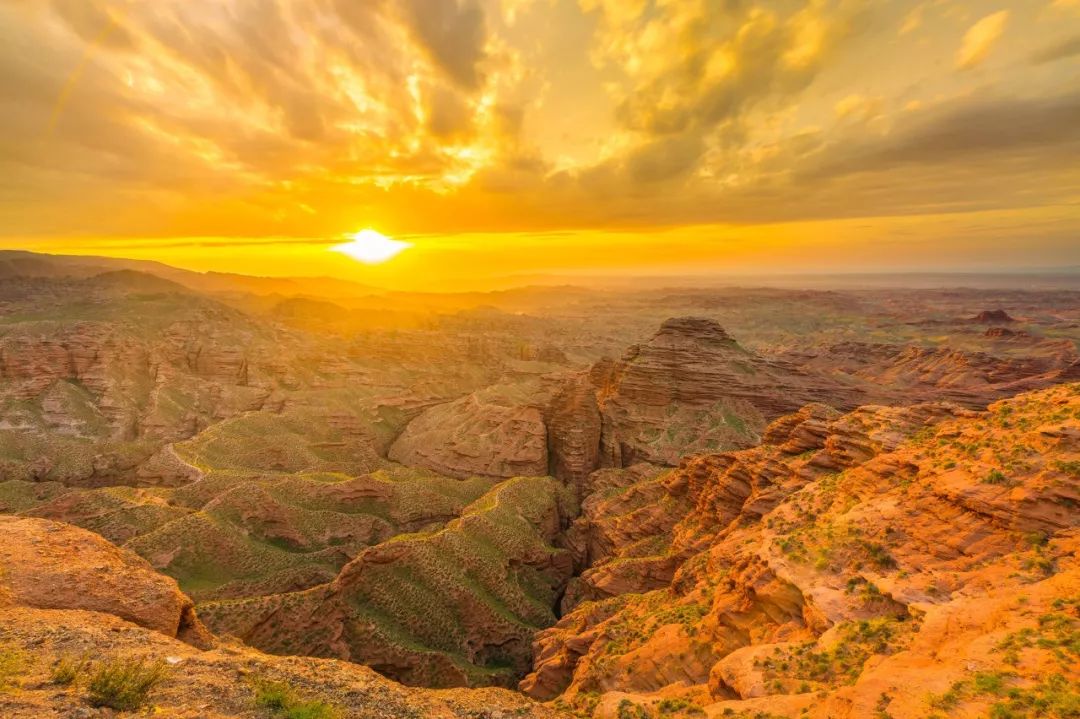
[
  {"xmin": 546, "ymin": 372, "xmax": 603, "ymax": 492},
  {"xmin": 0, "ymin": 516, "xmax": 212, "ymax": 648},
  {"xmin": 783, "ymin": 339, "xmax": 1079, "ymax": 408},
  {"xmin": 985, "ymin": 326, "xmax": 1027, "ymax": 338},
  {"xmin": 972, "ymin": 308, "xmax": 1016, "ymax": 323},
  {"xmin": 591, "ymin": 317, "xmax": 861, "ymax": 467},
  {"xmin": 388, "ymin": 382, "xmax": 552, "ymax": 479},
  {"xmin": 389, "ymin": 315, "xmax": 1074, "ymax": 486},
  {"xmin": 521, "ymin": 383, "xmax": 1080, "ymax": 717}
]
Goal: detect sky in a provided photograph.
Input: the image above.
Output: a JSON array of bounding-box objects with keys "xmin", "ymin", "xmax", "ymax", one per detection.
[{"xmin": 0, "ymin": 0, "xmax": 1078, "ymax": 289}]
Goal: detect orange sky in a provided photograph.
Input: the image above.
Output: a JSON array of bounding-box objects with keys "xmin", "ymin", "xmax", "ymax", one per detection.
[{"xmin": 1, "ymin": 0, "xmax": 1078, "ymax": 289}]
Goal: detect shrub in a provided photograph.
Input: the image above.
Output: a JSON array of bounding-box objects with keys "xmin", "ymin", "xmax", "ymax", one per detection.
[
  {"xmin": 617, "ymin": 699, "xmax": 651, "ymax": 719},
  {"xmin": 87, "ymin": 658, "xmax": 169, "ymax": 711},
  {"xmin": 657, "ymin": 697, "xmax": 705, "ymax": 715},
  {"xmin": 0, "ymin": 646, "xmax": 28, "ymax": 691},
  {"xmin": 1054, "ymin": 460, "xmax": 1080, "ymax": 477},
  {"xmin": 50, "ymin": 654, "xmax": 90, "ymax": 686},
  {"xmin": 983, "ymin": 470, "xmax": 1010, "ymax": 486},
  {"xmin": 252, "ymin": 677, "xmax": 342, "ymax": 719}
]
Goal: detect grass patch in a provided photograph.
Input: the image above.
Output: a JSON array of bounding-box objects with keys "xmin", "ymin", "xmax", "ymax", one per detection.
[
  {"xmin": 657, "ymin": 697, "xmax": 706, "ymax": 715},
  {"xmin": 0, "ymin": 646, "xmax": 28, "ymax": 692},
  {"xmin": 50, "ymin": 654, "xmax": 90, "ymax": 686},
  {"xmin": 928, "ymin": 670, "xmax": 1080, "ymax": 719},
  {"xmin": 756, "ymin": 618, "xmax": 913, "ymax": 689},
  {"xmin": 252, "ymin": 677, "xmax": 342, "ymax": 719},
  {"xmin": 87, "ymin": 658, "xmax": 169, "ymax": 711},
  {"xmin": 617, "ymin": 699, "xmax": 651, "ymax": 719}
]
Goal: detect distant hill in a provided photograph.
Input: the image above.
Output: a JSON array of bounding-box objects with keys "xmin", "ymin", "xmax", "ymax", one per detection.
[{"xmin": 0, "ymin": 250, "xmax": 383, "ymax": 300}]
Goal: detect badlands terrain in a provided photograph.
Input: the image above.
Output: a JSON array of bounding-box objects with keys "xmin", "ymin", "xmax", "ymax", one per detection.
[{"xmin": 0, "ymin": 251, "xmax": 1077, "ymax": 717}]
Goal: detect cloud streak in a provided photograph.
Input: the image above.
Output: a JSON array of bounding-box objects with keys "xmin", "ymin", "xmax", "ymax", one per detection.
[{"xmin": 956, "ymin": 10, "xmax": 1009, "ymax": 70}]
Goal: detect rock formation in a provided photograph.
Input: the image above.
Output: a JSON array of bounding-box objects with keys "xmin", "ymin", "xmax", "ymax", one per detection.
[
  {"xmin": 519, "ymin": 383, "xmax": 1080, "ymax": 718},
  {"xmin": 388, "ymin": 381, "xmax": 552, "ymax": 479},
  {"xmin": 0, "ymin": 516, "xmax": 211, "ymax": 648},
  {"xmin": 972, "ymin": 308, "xmax": 1016, "ymax": 323},
  {"xmin": 197, "ymin": 476, "xmax": 577, "ymax": 688},
  {"xmin": 546, "ymin": 373, "xmax": 604, "ymax": 493},
  {"xmin": 784, "ymin": 339, "xmax": 1079, "ymax": 408},
  {"xmin": 588, "ymin": 317, "xmax": 862, "ymax": 468},
  {"xmin": 0, "ymin": 518, "xmax": 565, "ymax": 718}
]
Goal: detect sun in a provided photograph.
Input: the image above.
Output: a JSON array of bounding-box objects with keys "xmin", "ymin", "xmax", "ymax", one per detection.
[{"xmin": 330, "ymin": 230, "xmax": 411, "ymax": 264}]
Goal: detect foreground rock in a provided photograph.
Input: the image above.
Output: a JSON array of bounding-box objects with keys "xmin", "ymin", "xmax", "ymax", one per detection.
[
  {"xmin": 0, "ymin": 606, "xmax": 568, "ymax": 718},
  {"xmin": 0, "ymin": 515, "xmax": 567, "ymax": 718},
  {"xmin": 0, "ymin": 516, "xmax": 211, "ymax": 648}
]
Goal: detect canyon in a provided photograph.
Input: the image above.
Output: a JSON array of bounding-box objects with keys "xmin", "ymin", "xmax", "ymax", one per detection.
[{"xmin": 0, "ymin": 251, "xmax": 1077, "ymax": 717}]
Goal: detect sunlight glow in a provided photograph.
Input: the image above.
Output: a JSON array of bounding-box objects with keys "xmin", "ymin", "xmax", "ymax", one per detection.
[{"xmin": 331, "ymin": 230, "xmax": 412, "ymax": 264}]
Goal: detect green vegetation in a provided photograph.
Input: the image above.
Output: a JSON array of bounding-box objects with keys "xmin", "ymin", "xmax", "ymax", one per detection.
[
  {"xmin": 875, "ymin": 692, "xmax": 895, "ymax": 719},
  {"xmin": 995, "ymin": 598, "xmax": 1078, "ymax": 668},
  {"xmin": 756, "ymin": 618, "xmax": 914, "ymax": 689},
  {"xmin": 50, "ymin": 654, "xmax": 90, "ymax": 686},
  {"xmin": 581, "ymin": 587, "xmax": 715, "ymax": 684},
  {"xmin": 777, "ymin": 520, "xmax": 897, "ymax": 575},
  {"xmin": 554, "ymin": 690, "xmax": 601, "ymax": 718},
  {"xmin": 0, "ymin": 645, "xmax": 28, "ymax": 692},
  {"xmin": 928, "ymin": 671, "xmax": 1080, "ymax": 719},
  {"xmin": 1053, "ymin": 460, "xmax": 1080, "ymax": 477},
  {"xmin": 926, "ymin": 599, "xmax": 1080, "ymax": 717},
  {"xmin": 657, "ymin": 697, "xmax": 705, "ymax": 715},
  {"xmin": 87, "ymin": 657, "xmax": 169, "ymax": 711},
  {"xmin": 201, "ymin": 475, "xmax": 575, "ymax": 687},
  {"xmin": 618, "ymin": 699, "xmax": 651, "ymax": 719},
  {"xmin": 252, "ymin": 677, "xmax": 342, "ymax": 719},
  {"xmin": 719, "ymin": 709, "xmax": 787, "ymax": 719},
  {"xmin": 987, "ymin": 673, "xmax": 1080, "ymax": 718}
]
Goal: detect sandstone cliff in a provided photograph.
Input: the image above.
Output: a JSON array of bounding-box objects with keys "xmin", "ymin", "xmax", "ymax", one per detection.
[
  {"xmin": 521, "ymin": 383, "xmax": 1080, "ymax": 718},
  {"xmin": 588, "ymin": 317, "xmax": 863, "ymax": 468}
]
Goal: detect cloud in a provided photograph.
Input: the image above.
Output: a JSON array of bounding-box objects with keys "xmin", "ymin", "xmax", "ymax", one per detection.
[
  {"xmin": 399, "ymin": 0, "xmax": 488, "ymax": 89},
  {"xmin": 625, "ymin": 132, "xmax": 706, "ymax": 184},
  {"xmin": 834, "ymin": 94, "xmax": 882, "ymax": 122},
  {"xmin": 802, "ymin": 90, "xmax": 1080, "ymax": 182},
  {"xmin": 598, "ymin": 2, "xmax": 860, "ymax": 137},
  {"xmin": 0, "ymin": 0, "xmax": 1075, "ymax": 243},
  {"xmin": 956, "ymin": 10, "xmax": 1009, "ymax": 70},
  {"xmin": 1030, "ymin": 34, "xmax": 1080, "ymax": 64},
  {"xmin": 899, "ymin": 4, "xmax": 924, "ymax": 35}
]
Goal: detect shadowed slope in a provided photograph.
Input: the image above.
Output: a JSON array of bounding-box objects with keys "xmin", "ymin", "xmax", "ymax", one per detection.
[{"xmin": 200, "ymin": 475, "xmax": 577, "ymax": 688}]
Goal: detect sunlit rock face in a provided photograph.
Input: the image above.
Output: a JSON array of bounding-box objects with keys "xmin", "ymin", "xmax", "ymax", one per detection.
[{"xmin": 521, "ymin": 383, "xmax": 1080, "ymax": 718}]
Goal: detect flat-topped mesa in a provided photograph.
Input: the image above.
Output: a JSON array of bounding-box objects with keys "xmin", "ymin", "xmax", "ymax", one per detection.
[
  {"xmin": 652, "ymin": 316, "xmax": 738, "ymax": 345},
  {"xmin": 971, "ymin": 308, "xmax": 1015, "ymax": 323}
]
